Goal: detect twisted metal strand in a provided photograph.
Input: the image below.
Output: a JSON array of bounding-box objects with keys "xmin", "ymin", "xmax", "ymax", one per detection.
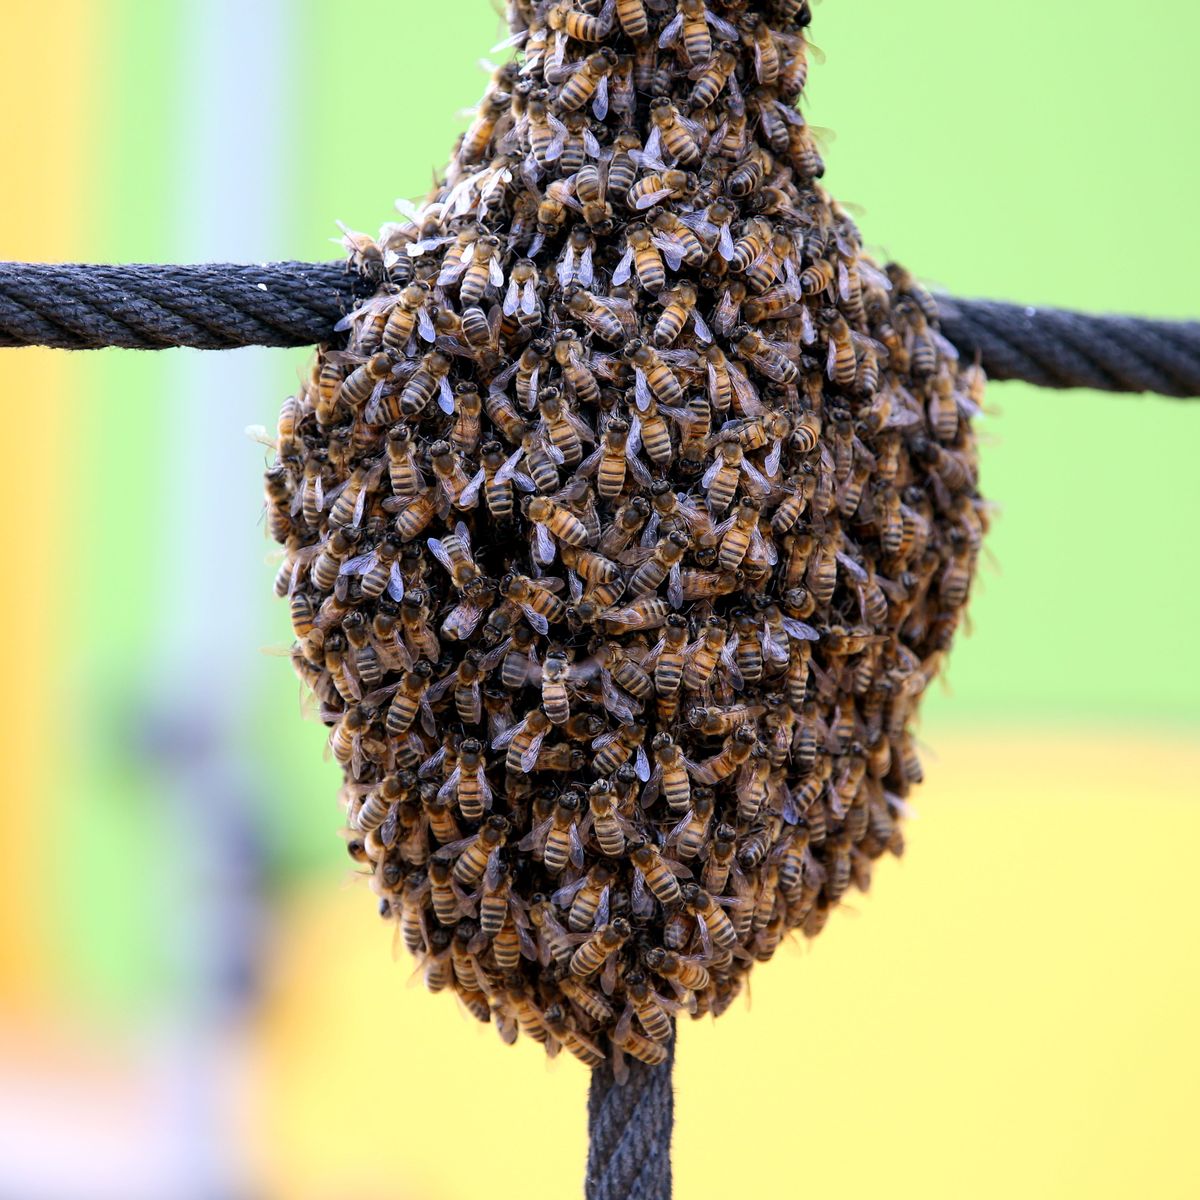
[
  {"xmin": 935, "ymin": 295, "xmax": 1200, "ymax": 398},
  {"xmin": 0, "ymin": 261, "xmax": 359, "ymax": 350},
  {"xmin": 587, "ymin": 1033, "xmax": 675, "ymax": 1200},
  {"xmin": 2, "ymin": 262, "xmax": 1200, "ymax": 398}
]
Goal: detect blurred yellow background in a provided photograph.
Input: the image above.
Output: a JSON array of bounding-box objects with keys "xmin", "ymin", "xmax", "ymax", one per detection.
[{"xmin": 1, "ymin": 2, "xmax": 1197, "ymax": 1197}]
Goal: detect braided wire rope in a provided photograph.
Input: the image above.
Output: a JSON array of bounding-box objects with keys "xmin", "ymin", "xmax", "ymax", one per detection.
[
  {"xmin": 3, "ymin": 261, "xmax": 1200, "ymax": 397},
  {"xmin": 587, "ymin": 1029, "xmax": 675, "ymax": 1200}
]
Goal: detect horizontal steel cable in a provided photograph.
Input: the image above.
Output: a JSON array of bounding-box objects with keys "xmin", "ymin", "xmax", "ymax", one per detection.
[{"xmin": 2, "ymin": 261, "xmax": 1199, "ymax": 397}]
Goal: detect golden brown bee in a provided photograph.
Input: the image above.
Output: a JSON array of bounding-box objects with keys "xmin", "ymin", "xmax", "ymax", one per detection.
[
  {"xmin": 562, "ymin": 284, "xmax": 629, "ymax": 344},
  {"xmin": 653, "ymin": 281, "xmax": 701, "ymax": 347},
  {"xmin": 598, "ymin": 496, "xmax": 651, "ymax": 557},
  {"xmin": 569, "ymin": 918, "xmax": 630, "ymax": 978},
  {"xmin": 688, "ymin": 41, "xmax": 739, "ymax": 109},
  {"xmin": 614, "ymin": 224, "xmax": 666, "ymax": 294},
  {"xmin": 627, "ymin": 168, "xmax": 697, "ymax": 212},
  {"xmin": 648, "ymin": 97, "xmax": 702, "ymax": 165},
  {"xmin": 557, "ymin": 48, "xmax": 617, "ymax": 113},
  {"xmin": 450, "ymin": 815, "xmax": 509, "ymax": 888}
]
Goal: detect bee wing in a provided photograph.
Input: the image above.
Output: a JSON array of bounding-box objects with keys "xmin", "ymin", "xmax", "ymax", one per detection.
[
  {"xmin": 520, "ymin": 729, "xmax": 549, "ymax": 773},
  {"xmin": 601, "ymin": 674, "xmax": 639, "ymax": 724},
  {"xmin": 534, "ymin": 522, "xmax": 558, "ymax": 565},
  {"xmin": 764, "ymin": 438, "xmax": 782, "ymax": 478},
  {"xmin": 339, "ymin": 551, "xmax": 375, "ymax": 577},
  {"xmin": 592, "ymin": 76, "xmax": 609, "ymax": 122},
  {"xmin": 521, "ymin": 278, "xmax": 539, "ymax": 316},
  {"xmin": 568, "ymin": 823, "xmax": 586, "ymax": 870},
  {"xmin": 552, "ymin": 876, "xmax": 589, "ymax": 907},
  {"xmin": 578, "ymin": 245, "xmax": 595, "ymax": 288},
  {"xmin": 666, "ymin": 810, "xmax": 694, "ymax": 847},
  {"xmin": 750, "ymin": 525, "xmax": 778, "ymax": 567},
  {"xmin": 428, "ymin": 674, "xmax": 457, "ymax": 703},
  {"xmin": 502, "ymin": 276, "xmax": 521, "ymax": 316},
  {"xmin": 492, "ymin": 718, "xmax": 525, "ymax": 750},
  {"xmin": 705, "ymin": 10, "xmax": 739, "ymax": 39},
  {"xmin": 635, "ymin": 186, "xmax": 673, "ymax": 210},
  {"xmin": 740, "ymin": 459, "xmax": 773, "ymax": 496},
  {"xmin": 520, "ymin": 604, "xmax": 550, "ymax": 636},
  {"xmin": 631, "ymin": 869, "xmax": 654, "ymax": 917},
  {"xmin": 719, "ymin": 636, "xmax": 744, "ymax": 690},
  {"xmin": 612, "ymin": 246, "xmax": 634, "ymax": 286},
  {"xmin": 626, "ymin": 414, "xmax": 643, "ymax": 458},
  {"xmin": 782, "ymin": 617, "xmax": 820, "ymax": 642},
  {"xmin": 701, "ymin": 451, "xmax": 725, "ymax": 488},
  {"xmin": 633, "ymin": 369, "xmax": 653, "ymax": 412},
  {"xmin": 518, "ymin": 816, "xmax": 553, "ymax": 853},
  {"xmin": 690, "ymin": 309, "xmax": 713, "ymax": 343},
  {"xmin": 459, "ymin": 468, "xmax": 487, "ymax": 509},
  {"xmin": 436, "ymin": 764, "xmax": 462, "ymax": 802},
  {"xmin": 634, "ymin": 744, "xmax": 651, "ymax": 782},
  {"xmin": 668, "ymin": 562, "xmax": 683, "ymax": 610},
  {"xmin": 592, "ymin": 731, "xmax": 619, "ymax": 751},
  {"xmin": 694, "ymin": 915, "xmax": 714, "ymax": 960},
  {"xmin": 595, "ymin": 886, "xmax": 610, "ymax": 930},
  {"xmin": 426, "ymin": 537, "xmax": 455, "ymax": 574},
  {"xmin": 836, "ymin": 551, "xmax": 869, "ymax": 583},
  {"xmin": 728, "ymin": 363, "xmax": 762, "ymax": 415},
  {"xmin": 387, "ymin": 560, "xmax": 406, "ymax": 602},
  {"xmin": 657, "ymin": 12, "xmax": 682, "ymax": 47},
  {"xmin": 652, "ymin": 235, "xmax": 685, "ymax": 272}
]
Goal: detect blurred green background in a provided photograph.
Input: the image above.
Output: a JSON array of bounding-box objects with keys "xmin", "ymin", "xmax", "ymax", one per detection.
[{"xmin": 1, "ymin": 2, "xmax": 1197, "ymax": 1197}]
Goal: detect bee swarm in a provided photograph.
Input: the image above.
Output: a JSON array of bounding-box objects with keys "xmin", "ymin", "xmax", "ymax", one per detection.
[{"xmin": 266, "ymin": 0, "xmax": 985, "ymax": 1071}]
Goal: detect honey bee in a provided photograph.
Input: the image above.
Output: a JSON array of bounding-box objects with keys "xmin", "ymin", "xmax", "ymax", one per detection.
[
  {"xmin": 494, "ymin": 707, "xmax": 554, "ymax": 774},
  {"xmin": 459, "ymin": 90, "xmax": 510, "ymax": 164},
  {"xmin": 643, "ymin": 946, "xmax": 710, "ymax": 996},
  {"xmin": 598, "ymin": 595, "xmax": 671, "ymax": 635},
  {"xmin": 627, "ymin": 533, "xmax": 689, "ymax": 606},
  {"xmin": 669, "ymin": 789, "xmax": 715, "ymax": 860},
  {"xmin": 624, "ymin": 339, "xmax": 686, "ymax": 409},
  {"xmin": 613, "ymin": 1017, "xmax": 669, "ymax": 1066},
  {"xmin": 650, "ymin": 612, "xmax": 689, "ymax": 696},
  {"xmin": 557, "ymin": 48, "xmax": 617, "ymax": 115},
  {"xmin": 627, "ymin": 168, "xmax": 697, "ymax": 212},
  {"xmin": 660, "ymin": 0, "xmax": 738, "ymax": 67},
  {"xmin": 731, "ymin": 325, "xmax": 799, "ymax": 384},
  {"xmin": 385, "ymin": 661, "xmax": 434, "ymax": 737},
  {"xmin": 623, "ymin": 970, "xmax": 677, "ymax": 1043},
  {"xmin": 629, "ymin": 840, "xmax": 687, "ymax": 909},
  {"xmin": 598, "ymin": 496, "xmax": 651, "ymax": 557},
  {"xmin": 385, "ymin": 425, "xmax": 424, "ymax": 498},
  {"xmin": 450, "ymin": 816, "xmax": 509, "ymax": 887},
  {"xmin": 524, "ymin": 494, "xmax": 591, "ymax": 563},
  {"xmin": 559, "ymin": 975, "xmax": 615, "ymax": 1024},
  {"xmin": 569, "ymin": 918, "xmax": 630, "ymax": 979},
  {"xmin": 646, "ymin": 97, "xmax": 702, "ymax": 166},
  {"xmin": 613, "ymin": 224, "xmax": 666, "ymax": 294},
  {"xmin": 690, "ymin": 724, "xmax": 756, "ymax": 784},
  {"xmin": 556, "ymin": 862, "xmax": 615, "ymax": 933},
  {"xmin": 399, "ymin": 589, "xmax": 441, "ymax": 661},
  {"xmin": 680, "ymin": 883, "xmax": 740, "ymax": 954},
  {"xmin": 648, "ymin": 207, "xmax": 708, "ymax": 270},
  {"xmin": 395, "ymin": 350, "xmax": 454, "ymax": 419},
  {"xmin": 592, "ymin": 721, "xmax": 651, "ymax": 779},
  {"xmin": 614, "ymin": 0, "xmax": 649, "ymax": 37},
  {"xmin": 585, "ymin": 781, "xmax": 633, "ymax": 858},
  {"xmin": 562, "ymin": 283, "xmax": 632, "ymax": 344},
  {"xmin": 653, "ymin": 282, "xmax": 705, "ymax": 348},
  {"xmin": 498, "ymin": 573, "xmax": 567, "ymax": 635},
  {"xmin": 427, "ymin": 521, "xmax": 483, "ymax": 592},
  {"xmin": 552, "ymin": 333, "xmax": 602, "ymax": 408}
]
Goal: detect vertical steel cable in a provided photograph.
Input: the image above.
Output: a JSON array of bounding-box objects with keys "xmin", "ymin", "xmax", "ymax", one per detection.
[{"xmin": 586, "ymin": 1030, "xmax": 675, "ymax": 1200}]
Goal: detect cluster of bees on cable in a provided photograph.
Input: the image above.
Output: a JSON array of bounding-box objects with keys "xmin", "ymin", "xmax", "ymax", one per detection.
[{"xmin": 263, "ymin": 0, "xmax": 986, "ymax": 1073}]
